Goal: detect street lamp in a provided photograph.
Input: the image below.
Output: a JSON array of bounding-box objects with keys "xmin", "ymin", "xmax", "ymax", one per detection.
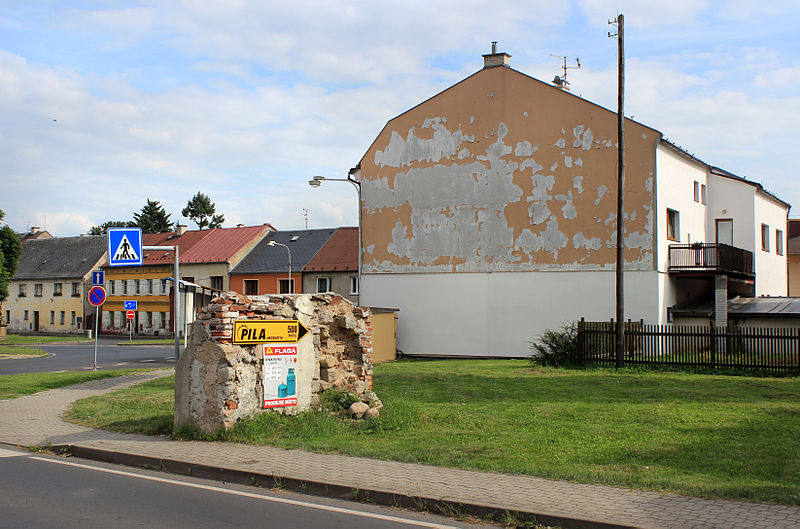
[
  {"xmin": 267, "ymin": 240, "xmax": 292, "ymax": 294},
  {"xmin": 308, "ymin": 172, "xmax": 362, "ymax": 304}
]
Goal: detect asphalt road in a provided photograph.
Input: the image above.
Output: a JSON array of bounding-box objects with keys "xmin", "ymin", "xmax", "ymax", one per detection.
[
  {"xmin": 0, "ymin": 338, "xmax": 178, "ymax": 374},
  {"xmin": 0, "ymin": 446, "xmax": 486, "ymax": 529}
]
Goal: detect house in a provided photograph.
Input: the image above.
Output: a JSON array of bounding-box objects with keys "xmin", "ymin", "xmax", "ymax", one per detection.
[
  {"xmin": 354, "ymin": 46, "xmax": 790, "ymax": 357},
  {"xmin": 229, "ymin": 229, "xmax": 339, "ymax": 296},
  {"xmin": 5, "ymin": 235, "xmax": 106, "ymax": 334},
  {"xmin": 15, "ymin": 226, "xmax": 53, "ymax": 242},
  {"xmin": 788, "ymin": 219, "xmax": 800, "ymax": 296},
  {"xmin": 101, "ymin": 224, "xmax": 272, "ymax": 335},
  {"xmin": 302, "ymin": 226, "xmax": 360, "ymax": 304}
]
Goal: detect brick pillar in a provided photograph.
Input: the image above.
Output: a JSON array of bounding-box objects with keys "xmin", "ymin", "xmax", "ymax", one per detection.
[{"xmin": 714, "ymin": 275, "xmax": 728, "ymax": 327}]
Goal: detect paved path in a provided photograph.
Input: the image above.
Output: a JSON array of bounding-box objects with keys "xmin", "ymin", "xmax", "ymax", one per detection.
[{"xmin": 1, "ymin": 373, "xmax": 798, "ymax": 529}]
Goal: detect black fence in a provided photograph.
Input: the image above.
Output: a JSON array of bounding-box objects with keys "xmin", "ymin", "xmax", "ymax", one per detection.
[
  {"xmin": 668, "ymin": 243, "xmax": 754, "ymax": 277},
  {"xmin": 577, "ymin": 319, "xmax": 800, "ymax": 373}
]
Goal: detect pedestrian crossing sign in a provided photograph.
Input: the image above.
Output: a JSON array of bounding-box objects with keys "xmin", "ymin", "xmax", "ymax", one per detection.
[{"xmin": 107, "ymin": 227, "xmax": 143, "ymax": 266}]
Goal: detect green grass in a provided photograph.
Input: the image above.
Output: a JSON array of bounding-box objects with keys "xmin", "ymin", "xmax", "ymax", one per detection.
[
  {"xmin": 0, "ymin": 333, "xmax": 88, "ymax": 344},
  {"xmin": 65, "ymin": 360, "xmax": 800, "ymax": 505},
  {"xmin": 0, "ymin": 370, "xmax": 143, "ymax": 400},
  {"xmin": 0, "ymin": 345, "xmax": 48, "ymax": 357}
]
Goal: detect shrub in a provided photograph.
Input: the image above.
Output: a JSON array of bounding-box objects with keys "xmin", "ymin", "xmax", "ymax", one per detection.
[
  {"xmin": 321, "ymin": 388, "xmax": 361, "ymax": 412},
  {"xmin": 529, "ymin": 323, "xmax": 581, "ymax": 367}
]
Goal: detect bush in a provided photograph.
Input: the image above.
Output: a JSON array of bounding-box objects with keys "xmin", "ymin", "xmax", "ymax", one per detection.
[
  {"xmin": 321, "ymin": 388, "xmax": 361, "ymax": 412},
  {"xmin": 529, "ymin": 323, "xmax": 581, "ymax": 367}
]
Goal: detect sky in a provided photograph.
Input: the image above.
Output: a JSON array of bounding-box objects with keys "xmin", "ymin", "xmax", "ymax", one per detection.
[{"xmin": 1, "ymin": 0, "xmax": 799, "ymax": 237}]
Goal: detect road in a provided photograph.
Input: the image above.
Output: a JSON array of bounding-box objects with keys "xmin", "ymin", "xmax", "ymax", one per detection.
[
  {"xmin": 0, "ymin": 446, "xmax": 487, "ymax": 529},
  {"xmin": 0, "ymin": 338, "xmax": 177, "ymax": 374}
]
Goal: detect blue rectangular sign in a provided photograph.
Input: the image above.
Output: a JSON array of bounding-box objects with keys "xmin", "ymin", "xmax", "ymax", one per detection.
[
  {"xmin": 108, "ymin": 227, "xmax": 143, "ymax": 267},
  {"xmin": 124, "ymin": 300, "xmax": 138, "ymax": 311},
  {"xmin": 91, "ymin": 270, "xmax": 105, "ymax": 286}
]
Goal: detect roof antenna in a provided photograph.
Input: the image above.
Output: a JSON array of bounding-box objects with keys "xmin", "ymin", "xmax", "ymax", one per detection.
[
  {"xmin": 550, "ymin": 53, "xmax": 580, "ymax": 90},
  {"xmin": 302, "ymin": 208, "xmax": 310, "ymax": 229}
]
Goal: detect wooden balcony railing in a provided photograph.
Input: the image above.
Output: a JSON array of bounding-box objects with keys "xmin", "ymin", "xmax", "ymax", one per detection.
[{"xmin": 668, "ymin": 243, "xmax": 754, "ymax": 277}]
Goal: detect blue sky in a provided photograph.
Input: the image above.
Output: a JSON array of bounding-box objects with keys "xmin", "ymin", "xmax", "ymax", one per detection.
[{"xmin": 1, "ymin": 0, "xmax": 799, "ymax": 236}]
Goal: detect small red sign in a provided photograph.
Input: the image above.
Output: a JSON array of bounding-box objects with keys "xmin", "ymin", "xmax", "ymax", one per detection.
[{"xmin": 126, "ymin": 310, "xmax": 135, "ymax": 320}]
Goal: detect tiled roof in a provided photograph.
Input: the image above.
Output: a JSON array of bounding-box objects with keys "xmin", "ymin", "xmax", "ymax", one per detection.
[
  {"xmin": 230, "ymin": 229, "xmax": 337, "ymax": 275},
  {"xmin": 14, "ymin": 236, "xmax": 106, "ymax": 280},
  {"xmin": 303, "ymin": 227, "xmax": 358, "ymax": 272},
  {"xmin": 142, "ymin": 230, "xmax": 208, "ymax": 265},
  {"xmin": 181, "ymin": 225, "xmax": 270, "ymax": 263}
]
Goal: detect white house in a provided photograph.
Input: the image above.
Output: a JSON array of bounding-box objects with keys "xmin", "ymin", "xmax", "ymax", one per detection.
[{"xmin": 356, "ymin": 47, "xmax": 789, "ymax": 357}]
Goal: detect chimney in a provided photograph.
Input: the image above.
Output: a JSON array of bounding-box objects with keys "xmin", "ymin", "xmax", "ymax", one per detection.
[
  {"xmin": 30, "ymin": 226, "xmax": 41, "ymax": 234},
  {"xmin": 482, "ymin": 41, "xmax": 511, "ymax": 69},
  {"xmin": 176, "ymin": 224, "xmax": 188, "ymax": 235}
]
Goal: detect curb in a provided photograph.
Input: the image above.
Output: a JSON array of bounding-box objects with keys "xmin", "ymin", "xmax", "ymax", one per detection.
[{"xmin": 54, "ymin": 443, "xmax": 636, "ymax": 529}]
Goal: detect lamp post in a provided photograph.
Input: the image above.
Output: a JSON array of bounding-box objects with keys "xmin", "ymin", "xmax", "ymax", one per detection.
[
  {"xmin": 308, "ymin": 172, "xmax": 361, "ymax": 304},
  {"xmin": 268, "ymin": 240, "xmax": 292, "ymax": 293}
]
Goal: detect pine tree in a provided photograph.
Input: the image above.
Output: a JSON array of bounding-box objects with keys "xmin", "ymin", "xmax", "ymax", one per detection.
[
  {"xmin": 182, "ymin": 192, "xmax": 225, "ymax": 229},
  {"xmin": 133, "ymin": 199, "xmax": 173, "ymax": 233}
]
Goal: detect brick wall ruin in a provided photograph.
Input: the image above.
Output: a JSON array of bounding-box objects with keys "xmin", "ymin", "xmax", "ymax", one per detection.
[{"xmin": 174, "ymin": 292, "xmax": 375, "ymax": 433}]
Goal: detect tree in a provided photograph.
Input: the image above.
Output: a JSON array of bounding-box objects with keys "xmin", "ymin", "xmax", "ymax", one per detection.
[
  {"xmin": 0, "ymin": 210, "xmax": 23, "ymax": 325},
  {"xmin": 88, "ymin": 220, "xmax": 132, "ymax": 235},
  {"xmin": 133, "ymin": 199, "xmax": 173, "ymax": 233},
  {"xmin": 182, "ymin": 192, "xmax": 225, "ymax": 229}
]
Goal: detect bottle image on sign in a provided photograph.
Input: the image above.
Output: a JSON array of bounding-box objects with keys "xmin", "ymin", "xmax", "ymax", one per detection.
[
  {"xmin": 286, "ymin": 368, "xmax": 296, "ymax": 396},
  {"xmin": 277, "ymin": 384, "xmax": 288, "ymax": 398}
]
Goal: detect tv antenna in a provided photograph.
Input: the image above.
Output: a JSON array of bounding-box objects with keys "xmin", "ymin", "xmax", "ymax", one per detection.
[
  {"xmin": 550, "ymin": 54, "xmax": 580, "ymax": 90},
  {"xmin": 302, "ymin": 208, "xmax": 310, "ymax": 229}
]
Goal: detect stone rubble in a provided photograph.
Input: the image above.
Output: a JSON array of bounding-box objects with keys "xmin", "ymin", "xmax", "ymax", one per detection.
[{"xmin": 174, "ymin": 292, "xmax": 380, "ymax": 434}]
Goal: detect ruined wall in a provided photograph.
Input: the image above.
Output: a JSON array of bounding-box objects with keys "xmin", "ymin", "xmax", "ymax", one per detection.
[
  {"xmin": 359, "ymin": 65, "xmax": 660, "ymax": 274},
  {"xmin": 174, "ymin": 292, "xmax": 375, "ymax": 433}
]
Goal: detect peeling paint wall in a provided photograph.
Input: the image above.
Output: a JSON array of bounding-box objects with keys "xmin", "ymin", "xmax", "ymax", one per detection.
[{"xmin": 360, "ymin": 66, "xmax": 659, "ymax": 274}]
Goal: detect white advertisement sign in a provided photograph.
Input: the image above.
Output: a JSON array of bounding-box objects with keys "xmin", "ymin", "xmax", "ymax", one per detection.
[{"xmin": 262, "ymin": 343, "xmax": 298, "ymax": 409}]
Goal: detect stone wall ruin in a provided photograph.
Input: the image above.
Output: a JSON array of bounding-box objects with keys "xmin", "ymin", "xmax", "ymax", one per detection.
[{"xmin": 174, "ymin": 292, "xmax": 377, "ymax": 433}]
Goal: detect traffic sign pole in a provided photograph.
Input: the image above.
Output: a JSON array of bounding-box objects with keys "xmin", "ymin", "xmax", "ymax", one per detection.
[{"xmin": 94, "ymin": 310, "xmax": 98, "ymax": 370}]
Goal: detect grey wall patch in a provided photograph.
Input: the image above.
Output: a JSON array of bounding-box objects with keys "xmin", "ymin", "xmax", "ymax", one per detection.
[
  {"xmin": 556, "ymin": 191, "xmax": 577, "ymax": 220},
  {"xmin": 572, "ymin": 125, "xmax": 593, "ymax": 150},
  {"xmin": 527, "ymin": 173, "xmax": 555, "ymax": 224},
  {"xmin": 573, "ymin": 232, "xmax": 602, "ymax": 251},
  {"xmin": 514, "ymin": 219, "xmax": 568, "ymax": 260},
  {"xmin": 564, "ymin": 155, "xmax": 573, "ymax": 168},
  {"xmin": 594, "ymin": 185, "xmax": 608, "ymax": 206},
  {"xmin": 555, "ymin": 138, "xmax": 566, "ymax": 149},
  {"xmin": 514, "ymin": 140, "xmax": 533, "ymax": 156},
  {"xmin": 373, "ymin": 118, "xmax": 475, "ymax": 168},
  {"xmin": 572, "ymin": 175, "xmax": 584, "ymax": 193}
]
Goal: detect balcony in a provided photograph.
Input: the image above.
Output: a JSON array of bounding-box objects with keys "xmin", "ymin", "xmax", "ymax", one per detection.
[{"xmin": 668, "ymin": 243, "xmax": 754, "ymax": 278}]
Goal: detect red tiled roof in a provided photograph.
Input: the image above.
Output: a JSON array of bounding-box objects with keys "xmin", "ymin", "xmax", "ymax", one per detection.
[
  {"xmin": 303, "ymin": 227, "xmax": 358, "ymax": 272},
  {"xmin": 181, "ymin": 225, "xmax": 270, "ymax": 263},
  {"xmin": 143, "ymin": 230, "xmax": 209, "ymax": 265}
]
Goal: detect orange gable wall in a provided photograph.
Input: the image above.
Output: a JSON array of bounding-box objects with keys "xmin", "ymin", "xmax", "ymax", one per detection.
[{"xmin": 229, "ymin": 273, "xmax": 302, "ymax": 295}]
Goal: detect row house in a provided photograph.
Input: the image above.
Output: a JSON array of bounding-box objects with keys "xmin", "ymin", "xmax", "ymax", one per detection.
[{"xmin": 355, "ymin": 46, "xmax": 790, "ymax": 357}]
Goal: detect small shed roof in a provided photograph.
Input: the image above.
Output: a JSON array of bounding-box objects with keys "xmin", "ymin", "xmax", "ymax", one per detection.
[{"xmin": 672, "ymin": 296, "xmax": 800, "ymax": 319}]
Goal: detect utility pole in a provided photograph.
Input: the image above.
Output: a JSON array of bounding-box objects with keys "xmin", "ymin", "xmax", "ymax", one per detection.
[{"xmin": 609, "ymin": 13, "xmax": 625, "ymax": 368}]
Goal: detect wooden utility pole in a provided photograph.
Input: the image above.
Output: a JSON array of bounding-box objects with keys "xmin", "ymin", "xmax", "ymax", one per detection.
[{"xmin": 611, "ymin": 13, "xmax": 625, "ymax": 368}]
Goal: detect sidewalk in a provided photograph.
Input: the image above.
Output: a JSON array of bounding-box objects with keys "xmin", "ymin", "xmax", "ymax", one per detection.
[{"xmin": 1, "ymin": 372, "xmax": 797, "ymax": 529}]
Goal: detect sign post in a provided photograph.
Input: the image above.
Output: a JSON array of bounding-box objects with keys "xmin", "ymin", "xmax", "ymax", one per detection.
[
  {"xmin": 88, "ymin": 285, "xmax": 106, "ymax": 370},
  {"xmin": 126, "ymin": 310, "xmax": 135, "ymax": 341}
]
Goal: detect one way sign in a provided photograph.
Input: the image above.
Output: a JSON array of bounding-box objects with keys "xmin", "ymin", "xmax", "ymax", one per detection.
[{"xmin": 108, "ymin": 228, "xmax": 143, "ymax": 267}]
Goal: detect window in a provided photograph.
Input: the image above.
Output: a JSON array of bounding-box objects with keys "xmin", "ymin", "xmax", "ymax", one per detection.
[
  {"xmin": 72, "ymin": 282, "xmax": 80, "ymax": 296},
  {"xmin": 316, "ymin": 277, "xmax": 331, "ymax": 293},
  {"xmin": 135, "ymin": 279, "xmax": 140, "ymax": 294},
  {"xmin": 243, "ymin": 280, "xmax": 259, "ymax": 295},
  {"xmin": 50, "ymin": 311, "xmax": 55, "ymax": 324},
  {"xmin": 693, "ymin": 181, "xmax": 700, "ymax": 202},
  {"xmin": 279, "ymin": 279, "xmax": 295, "ymax": 294},
  {"xmin": 24, "ymin": 310, "xmax": 28, "ymax": 321},
  {"xmin": 716, "ymin": 219, "xmax": 733, "ymax": 246},
  {"xmin": 666, "ymin": 209, "xmax": 680, "ymax": 241},
  {"xmin": 18, "ymin": 284, "xmax": 26, "ymax": 297},
  {"xmin": 146, "ymin": 311, "xmax": 153, "ymax": 328},
  {"xmin": 701, "ymin": 184, "xmax": 707, "ymax": 205},
  {"xmin": 350, "ymin": 276, "xmax": 359, "ymax": 295},
  {"xmin": 71, "ymin": 311, "xmax": 76, "ymax": 326},
  {"xmin": 59, "ymin": 311, "xmax": 65, "ymax": 325},
  {"xmin": 53, "ymin": 283, "xmax": 62, "ymax": 296},
  {"xmin": 161, "ymin": 279, "xmax": 168, "ymax": 295},
  {"xmin": 5, "ymin": 310, "xmax": 9, "ymax": 323},
  {"xmin": 122, "ymin": 280, "xmax": 128, "ymax": 295},
  {"xmin": 210, "ymin": 276, "xmax": 223, "ymax": 290},
  {"xmin": 108, "ymin": 280, "xmax": 115, "ymax": 295},
  {"xmin": 35, "ymin": 283, "xmax": 43, "ymax": 297},
  {"xmin": 160, "ymin": 312, "xmax": 167, "ymax": 329},
  {"xmin": 761, "ymin": 223, "xmax": 770, "ymax": 252},
  {"xmin": 776, "ymin": 229, "xmax": 784, "ymax": 256},
  {"xmin": 183, "ymin": 276, "xmax": 194, "ymax": 284},
  {"xmin": 147, "ymin": 279, "xmax": 153, "ymax": 295}
]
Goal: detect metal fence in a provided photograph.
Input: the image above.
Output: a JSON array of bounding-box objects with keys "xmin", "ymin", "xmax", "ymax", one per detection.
[{"xmin": 577, "ymin": 318, "xmax": 800, "ymax": 373}]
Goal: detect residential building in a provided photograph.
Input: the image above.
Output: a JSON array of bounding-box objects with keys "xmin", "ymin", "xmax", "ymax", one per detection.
[
  {"xmin": 5, "ymin": 236, "xmax": 106, "ymax": 334},
  {"xmin": 101, "ymin": 224, "xmax": 272, "ymax": 335},
  {"xmin": 355, "ymin": 46, "xmax": 790, "ymax": 357},
  {"xmin": 15, "ymin": 226, "xmax": 53, "ymax": 242},
  {"xmin": 230, "ymin": 229, "xmax": 338, "ymax": 296},
  {"xmin": 788, "ymin": 219, "xmax": 800, "ymax": 296},
  {"xmin": 302, "ymin": 227, "xmax": 360, "ymax": 304}
]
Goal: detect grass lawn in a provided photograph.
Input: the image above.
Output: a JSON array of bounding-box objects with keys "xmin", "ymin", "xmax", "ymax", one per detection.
[
  {"xmin": 64, "ymin": 359, "xmax": 800, "ymax": 505},
  {"xmin": 0, "ymin": 369, "xmax": 145, "ymax": 400},
  {"xmin": 0, "ymin": 345, "xmax": 48, "ymax": 357},
  {"xmin": 0, "ymin": 333, "xmax": 88, "ymax": 345}
]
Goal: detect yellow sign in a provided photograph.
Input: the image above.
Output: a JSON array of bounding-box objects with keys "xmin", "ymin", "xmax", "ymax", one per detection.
[{"xmin": 233, "ymin": 319, "xmax": 309, "ymax": 344}]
